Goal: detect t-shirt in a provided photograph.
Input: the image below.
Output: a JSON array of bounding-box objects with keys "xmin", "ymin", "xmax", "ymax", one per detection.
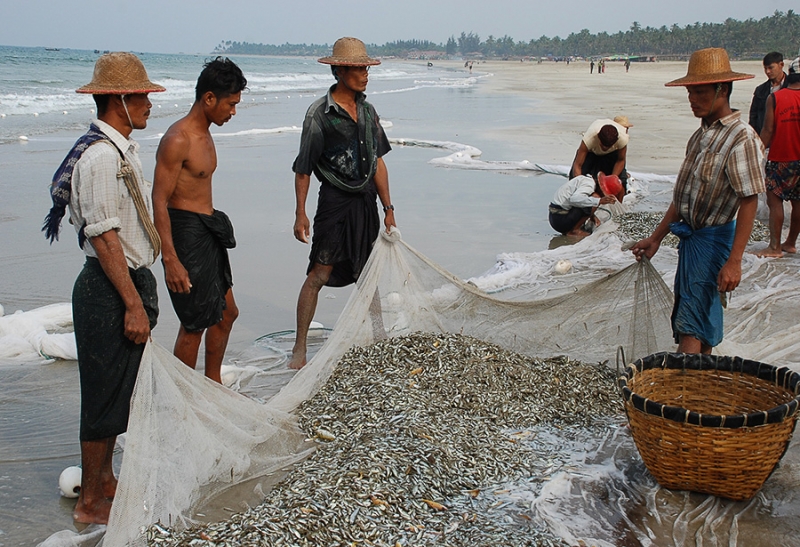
[{"xmin": 582, "ymin": 119, "xmax": 629, "ymax": 155}]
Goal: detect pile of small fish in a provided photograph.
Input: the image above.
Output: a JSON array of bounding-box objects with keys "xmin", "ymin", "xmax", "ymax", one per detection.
[
  {"xmin": 152, "ymin": 332, "xmax": 621, "ymax": 546},
  {"xmin": 616, "ymin": 211, "xmax": 769, "ymax": 248}
]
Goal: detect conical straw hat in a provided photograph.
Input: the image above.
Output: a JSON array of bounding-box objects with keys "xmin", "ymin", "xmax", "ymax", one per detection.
[
  {"xmin": 318, "ymin": 37, "xmax": 380, "ymax": 67},
  {"xmin": 77, "ymin": 52, "xmax": 166, "ymax": 94},
  {"xmin": 665, "ymin": 48, "xmax": 753, "ymax": 87}
]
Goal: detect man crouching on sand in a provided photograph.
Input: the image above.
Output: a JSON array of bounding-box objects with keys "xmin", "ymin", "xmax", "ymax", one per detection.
[
  {"xmin": 153, "ymin": 57, "xmax": 246, "ymax": 382},
  {"xmin": 289, "ymin": 37, "xmax": 396, "ymax": 370}
]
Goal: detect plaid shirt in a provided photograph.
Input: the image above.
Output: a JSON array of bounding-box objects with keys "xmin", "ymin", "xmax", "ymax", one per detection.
[
  {"xmin": 68, "ymin": 120, "xmax": 155, "ymax": 269},
  {"xmin": 673, "ymin": 111, "xmax": 765, "ymax": 229}
]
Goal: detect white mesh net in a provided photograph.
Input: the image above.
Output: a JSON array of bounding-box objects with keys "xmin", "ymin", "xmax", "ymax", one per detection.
[{"xmin": 35, "ymin": 223, "xmax": 800, "ymax": 546}]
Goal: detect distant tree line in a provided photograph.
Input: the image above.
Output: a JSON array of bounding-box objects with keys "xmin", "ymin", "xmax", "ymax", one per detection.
[{"xmin": 214, "ymin": 10, "xmax": 799, "ymax": 59}]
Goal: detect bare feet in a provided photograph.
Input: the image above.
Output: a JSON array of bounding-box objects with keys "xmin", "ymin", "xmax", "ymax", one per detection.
[
  {"xmin": 754, "ymin": 246, "xmax": 784, "ymax": 258},
  {"xmin": 287, "ymin": 350, "xmax": 306, "ymax": 370},
  {"xmin": 781, "ymin": 242, "xmax": 797, "ymax": 254},
  {"xmin": 73, "ymin": 496, "xmax": 112, "ymax": 525}
]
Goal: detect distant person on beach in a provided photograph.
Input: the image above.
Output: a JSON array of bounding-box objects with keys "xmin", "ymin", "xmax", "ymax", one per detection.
[
  {"xmin": 548, "ymin": 173, "xmax": 620, "ymax": 237},
  {"xmin": 43, "ymin": 52, "xmax": 164, "ymax": 524},
  {"xmin": 152, "ymin": 57, "xmax": 246, "ymax": 383},
  {"xmin": 749, "ymin": 52, "xmax": 787, "ymax": 134},
  {"xmin": 569, "ymin": 118, "xmax": 629, "ymax": 198},
  {"xmin": 625, "ymin": 58, "xmax": 631, "ymax": 72},
  {"xmin": 290, "ymin": 37, "xmax": 395, "ymax": 370},
  {"xmin": 756, "ymin": 58, "xmax": 800, "ymax": 258},
  {"xmin": 590, "ymin": 60, "xmax": 594, "ymax": 74},
  {"xmin": 631, "ymin": 48, "xmax": 765, "ymax": 355}
]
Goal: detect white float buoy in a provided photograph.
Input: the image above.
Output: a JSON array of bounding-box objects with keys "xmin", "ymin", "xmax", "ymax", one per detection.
[
  {"xmin": 18, "ymin": 135, "xmax": 28, "ymax": 141},
  {"xmin": 0, "ymin": 113, "xmax": 6, "ymax": 118},
  {"xmin": 59, "ymin": 466, "xmax": 82, "ymax": 498},
  {"xmin": 33, "ymin": 112, "xmax": 39, "ymax": 117},
  {"xmin": 554, "ymin": 259, "xmax": 573, "ymax": 274},
  {"xmin": 90, "ymin": 109, "xmax": 95, "ymax": 114},
  {"xmin": 157, "ymin": 104, "xmax": 161, "ymax": 108},
  {"xmin": 63, "ymin": 111, "xmax": 68, "ymax": 115}
]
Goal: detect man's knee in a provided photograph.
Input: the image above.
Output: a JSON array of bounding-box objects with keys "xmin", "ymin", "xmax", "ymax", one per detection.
[{"xmin": 306, "ymin": 264, "xmax": 333, "ymax": 289}]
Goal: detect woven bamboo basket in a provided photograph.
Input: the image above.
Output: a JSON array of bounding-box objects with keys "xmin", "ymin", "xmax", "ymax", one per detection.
[{"xmin": 619, "ymin": 352, "xmax": 800, "ymax": 500}]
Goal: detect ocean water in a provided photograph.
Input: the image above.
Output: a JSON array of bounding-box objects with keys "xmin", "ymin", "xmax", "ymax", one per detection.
[{"xmin": 3, "ymin": 46, "xmax": 800, "ymax": 547}]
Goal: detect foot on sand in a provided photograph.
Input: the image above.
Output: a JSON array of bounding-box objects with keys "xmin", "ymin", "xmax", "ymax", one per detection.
[
  {"xmin": 287, "ymin": 350, "xmax": 306, "ymax": 370},
  {"xmin": 73, "ymin": 497, "xmax": 112, "ymax": 525},
  {"xmin": 754, "ymin": 246, "xmax": 784, "ymax": 258},
  {"xmin": 781, "ymin": 242, "xmax": 797, "ymax": 254}
]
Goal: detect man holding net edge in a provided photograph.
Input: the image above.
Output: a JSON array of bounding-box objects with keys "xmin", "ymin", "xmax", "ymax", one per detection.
[
  {"xmin": 289, "ymin": 37, "xmax": 396, "ymax": 370},
  {"xmin": 631, "ymin": 48, "xmax": 765, "ymax": 354}
]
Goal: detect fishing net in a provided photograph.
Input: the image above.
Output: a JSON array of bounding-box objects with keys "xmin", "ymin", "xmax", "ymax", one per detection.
[
  {"xmin": 88, "ymin": 224, "xmax": 679, "ymax": 546},
  {"xmin": 32, "ymin": 216, "xmax": 800, "ymax": 546}
]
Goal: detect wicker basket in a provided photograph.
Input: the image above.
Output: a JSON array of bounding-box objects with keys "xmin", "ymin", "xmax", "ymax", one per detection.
[{"xmin": 619, "ymin": 352, "xmax": 800, "ymax": 500}]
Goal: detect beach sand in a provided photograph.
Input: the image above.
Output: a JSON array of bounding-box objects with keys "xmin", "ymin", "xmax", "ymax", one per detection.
[{"xmin": 443, "ymin": 58, "xmax": 764, "ymax": 174}]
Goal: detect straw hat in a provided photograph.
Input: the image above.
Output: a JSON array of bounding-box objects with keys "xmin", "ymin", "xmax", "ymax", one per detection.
[
  {"xmin": 665, "ymin": 48, "xmax": 753, "ymax": 87},
  {"xmin": 318, "ymin": 37, "xmax": 381, "ymax": 67},
  {"xmin": 598, "ymin": 172, "xmax": 623, "ymax": 197},
  {"xmin": 76, "ymin": 52, "xmax": 166, "ymax": 94},
  {"xmin": 613, "ymin": 115, "xmax": 633, "ymax": 128}
]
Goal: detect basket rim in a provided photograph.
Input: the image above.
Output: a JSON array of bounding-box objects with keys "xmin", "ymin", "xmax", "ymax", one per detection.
[{"xmin": 618, "ymin": 352, "xmax": 800, "ymax": 428}]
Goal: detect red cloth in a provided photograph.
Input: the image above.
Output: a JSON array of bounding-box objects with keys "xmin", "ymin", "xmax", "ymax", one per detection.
[{"xmin": 768, "ymin": 88, "xmax": 800, "ymax": 162}]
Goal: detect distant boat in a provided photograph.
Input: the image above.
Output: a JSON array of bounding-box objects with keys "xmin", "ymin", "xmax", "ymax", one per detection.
[
  {"xmin": 94, "ymin": 49, "xmax": 101, "ymax": 54},
  {"xmin": 45, "ymin": 48, "xmax": 60, "ymax": 51}
]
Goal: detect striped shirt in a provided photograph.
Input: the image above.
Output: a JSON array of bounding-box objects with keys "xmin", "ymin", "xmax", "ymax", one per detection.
[
  {"xmin": 68, "ymin": 120, "xmax": 156, "ymax": 269},
  {"xmin": 673, "ymin": 111, "xmax": 765, "ymax": 229}
]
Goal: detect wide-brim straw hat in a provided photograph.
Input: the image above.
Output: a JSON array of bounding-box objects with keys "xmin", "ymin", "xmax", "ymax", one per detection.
[
  {"xmin": 614, "ymin": 115, "xmax": 633, "ymax": 128},
  {"xmin": 665, "ymin": 47, "xmax": 753, "ymax": 87},
  {"xmin": 77, "ymin": 52, "xmax": 166, "ymax": 94},
  {"xmin": 318, "ymin": 37, "xmax": 381, "ymax": 67}
]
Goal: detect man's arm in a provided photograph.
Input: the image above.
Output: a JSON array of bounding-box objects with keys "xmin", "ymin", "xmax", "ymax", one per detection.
[
  {"xmin": 91, "ymin": 229, "xmax": 151, "ymax": 344},
  {"xmin": 760, "ymin": 94, "xmax": 776, "ymax": 149},
  {"xmin": 748, "ymin": 86, "xmax": 760, "ymax": 129},
  {"xmin": 631, "ymin": 202, "xmax": 680, "ymax": 261},
  {"xmin": 612, "ymin": 146, "xmax": 627, "ymax": 177},
  {"xmin": 570, "ymin": 141, "xmax": 589, "ymax": 177},
  {"xmin": 153, "ymin": 131, "xmax": 191, "ymax": 294},
  {"xmin": 293, "ymin": 172, "xmax": 312, "ymax": 243},
  {"xmin": 718, "ymin": 195, "xmax": 757, "ymax": 293},
  {"xmin": 373, "ymin": 158, "xmax": 395, "ymax": 232}
]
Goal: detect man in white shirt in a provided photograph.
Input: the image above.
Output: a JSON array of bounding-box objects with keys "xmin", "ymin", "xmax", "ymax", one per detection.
[
  {"xmin": 45, "ymin": 52, "xmax": 164, "ymax": 524},
  {"xmin": 548, "ymin": 173, "xmax": 620, "ymax": 236}
]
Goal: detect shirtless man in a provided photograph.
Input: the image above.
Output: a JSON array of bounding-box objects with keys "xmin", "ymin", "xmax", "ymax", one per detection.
[{"xmin": 153, "ymin": 57, "xmax": 247, "ymax": 382}]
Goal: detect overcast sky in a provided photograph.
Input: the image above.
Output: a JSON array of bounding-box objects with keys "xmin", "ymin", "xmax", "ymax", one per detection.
[{"xmin": 4, "ymin": 0, "xmax": 797, "ymax": 54}]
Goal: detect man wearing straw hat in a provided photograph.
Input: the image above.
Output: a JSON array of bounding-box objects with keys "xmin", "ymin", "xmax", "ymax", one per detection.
[
  {"xmin": 43, "ymin": 52, "xmax": 164, "ymax": 523},
  {"xmin": 290, "ymin": 37, "xmax": 395, "ymax": 370},
  {"xmin": 631, "ymin": 48, "xmax": 765, "ymax": 354}
]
